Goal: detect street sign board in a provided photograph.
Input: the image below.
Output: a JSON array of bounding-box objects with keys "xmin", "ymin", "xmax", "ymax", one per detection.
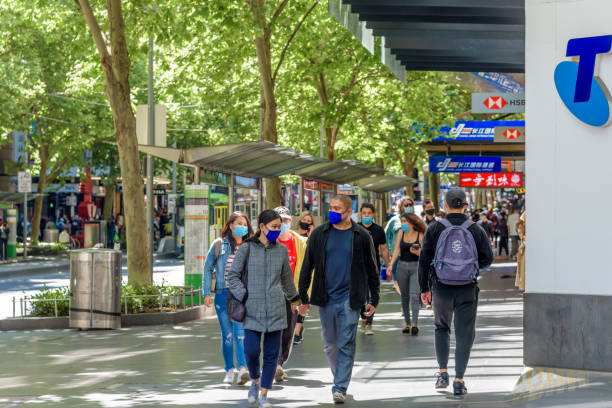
[
  {"xmin": 136, "ymin": 104, "xmax": 167, "ymax": 146},
  {"xmin": 471, "ymin": 93, "xmax": 525, "ymax": 114},
  {"xmin": 494, "ymin": 126, "xmax": 526, "ymax": 143},
  {"xmin": 168, "ymin": 193, "xmax": 177, "ymax": 214},
  {"xmin": 18, "ymin": 171, "xmax": 31, "ymax": 193},
  {"xmin": 429, "ymin": 156, "xmax": 502, "ymax": 173},
  {"xmin": 460, "ymin": 172, "xmax": 524, "ymax": 188},
  {"xmin": 436, "ymin": 120, "xmax": 525, "ymax": 142}
]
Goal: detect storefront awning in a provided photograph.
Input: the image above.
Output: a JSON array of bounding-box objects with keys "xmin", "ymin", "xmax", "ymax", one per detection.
[{"xmin": 355, "ymin": 175, "xmax": 416, "ymax": 193}]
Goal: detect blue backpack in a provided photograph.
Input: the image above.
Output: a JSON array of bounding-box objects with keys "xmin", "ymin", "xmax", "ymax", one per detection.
[{"xmin": 432, "ymin": 218, "xmax": 479, "ymax": 285}]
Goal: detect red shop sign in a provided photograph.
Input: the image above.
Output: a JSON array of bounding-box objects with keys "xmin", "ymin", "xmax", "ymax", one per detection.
[{"xmin": 460, "ymin": 172, "xmax": 523, "ymax": 188}]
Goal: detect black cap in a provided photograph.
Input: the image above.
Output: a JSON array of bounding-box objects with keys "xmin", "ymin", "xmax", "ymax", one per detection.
[{"xmin": 445, "ymin": 188, "xmax": 467, "ymax": 209}]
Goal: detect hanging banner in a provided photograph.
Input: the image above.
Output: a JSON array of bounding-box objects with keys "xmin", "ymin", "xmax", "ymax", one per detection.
[
  {"xmin": 429, "ymin": 156, "xmax": 502, "ymax": 173},
  {"xmin": 436, "ymin": 120, "xmax": 525, "ymax": 142},
  {"xmin": 460, "ymin": 172, "xmax": 524, "ymax": 188}
]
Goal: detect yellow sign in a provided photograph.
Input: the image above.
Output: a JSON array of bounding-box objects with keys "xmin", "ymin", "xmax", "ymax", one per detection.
[{"xmin": 515, "ymin": 188, "xmax": 525, "ymax": 194}]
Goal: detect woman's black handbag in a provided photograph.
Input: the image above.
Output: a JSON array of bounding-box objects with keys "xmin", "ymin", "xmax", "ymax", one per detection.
[{"xmin": 227, "ymin": 243, "xmax": 250, "ymax": 322}]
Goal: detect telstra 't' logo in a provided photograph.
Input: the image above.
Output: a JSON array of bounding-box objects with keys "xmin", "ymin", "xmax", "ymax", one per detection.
[{"xmin": 554, "ymin": 35, "xmax": 612, "ymax": 127}]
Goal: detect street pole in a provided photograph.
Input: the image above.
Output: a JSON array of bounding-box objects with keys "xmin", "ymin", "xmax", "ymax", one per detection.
[
  {"xmin": 171, "ymin": 141, "xmax": 177, "ymax": 254},
  {"xmin": 146, "ymin": 36, "xmax": 155, "ymax": 281},
  {"xmin": 23, "ymin": 192, "xmax": 27, "ymax": 259}
]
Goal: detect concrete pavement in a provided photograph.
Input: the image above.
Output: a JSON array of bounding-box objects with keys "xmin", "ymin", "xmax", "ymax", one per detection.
[{"xmin": 0, "ymin": 263, "xmax": 610, "ymax": 407}]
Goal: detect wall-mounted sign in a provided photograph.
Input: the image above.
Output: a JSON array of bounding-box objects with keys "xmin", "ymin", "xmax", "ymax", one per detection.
[
  {"xmin": 494, "ymin": 126, "xmax": 526, "ymax": 143},
  {"xmin": 460, "ymin": 172, "xmax": 523, "ymax": 188},
  {"xmin": 435, "ymin": 120, "xmax": 525, "ymax": 142},
  {"xmin": 472, "ymin": 93, "xmax": 525, "ymax": 114},
  {"xmin": 429, "ymin": 156, "xmax": 502, "ymax": 173},
  {"xmin": 472, "ymin": 72, "xmax": 525, "ymax": 94},
  {"xmin": 554, "ymin": 35, "xmax": 612, "ymax": 127}
]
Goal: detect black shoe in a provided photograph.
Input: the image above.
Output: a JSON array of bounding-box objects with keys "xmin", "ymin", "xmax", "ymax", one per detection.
[
  {"xmin": 410, "ymin": 326, "xmax": 419, "ymax": 336},
  {"xmin": 453, "ymin": 380, "xmax": 467, "ymax": 396},
  {"xmin": 435, "ymin": 372, "xmax": 449, "ymax": 389},
  {"xmin": 293, "ymin": 333, "xmax": 303, "ymax": 345}
]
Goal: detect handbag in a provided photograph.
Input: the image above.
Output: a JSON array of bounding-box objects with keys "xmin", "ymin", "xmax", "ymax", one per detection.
[{"xmin": 227, "ymin": 243, "xmax": 250, "ymax": 322}]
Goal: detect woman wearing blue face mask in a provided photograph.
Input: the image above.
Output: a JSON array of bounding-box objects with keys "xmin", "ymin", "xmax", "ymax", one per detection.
[
  {"xmin": 203, "ymin": 211, "xmax": 254, "ymax": 386},
  {"xmin": 228, "ymin": 209, "xmax": 301, "ymax": 408},
  {"xmin": 389, "ymin": 213, "xmax": 427, "ymax": 335}
]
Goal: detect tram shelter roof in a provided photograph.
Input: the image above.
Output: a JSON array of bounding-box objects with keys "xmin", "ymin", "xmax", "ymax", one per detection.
[{"xmin": 355, "ymin": 175, "xmax": 416, "ymax": 193}]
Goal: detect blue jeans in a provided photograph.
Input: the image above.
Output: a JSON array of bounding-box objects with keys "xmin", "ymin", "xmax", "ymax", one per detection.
[
  {"xmin": 244, "ymin": 329, "xmax": 282, "ymax": 390},
  {"xmin": 214, "ymin": 289, "xmax": 247, "ymax": 371},
  {"xmin": 319, "ymin": 298, "xmax": 360, "ymax": 394}
]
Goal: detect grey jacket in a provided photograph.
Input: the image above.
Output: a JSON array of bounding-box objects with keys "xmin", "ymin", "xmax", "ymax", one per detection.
[{"xmin": 227, "ymin": 238, "xmax": 299, "ymax": 332}]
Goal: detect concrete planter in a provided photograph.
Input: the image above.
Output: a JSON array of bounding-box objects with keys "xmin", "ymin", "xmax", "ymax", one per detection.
[{"xmin": 0, "ymin": 305, "xmax": 215, "ymax": 331}]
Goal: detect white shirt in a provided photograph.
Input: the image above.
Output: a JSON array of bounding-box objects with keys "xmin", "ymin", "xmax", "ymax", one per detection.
[{"xmin": 508, "ymin": 213, "xmax": 520, "ymax": 236}]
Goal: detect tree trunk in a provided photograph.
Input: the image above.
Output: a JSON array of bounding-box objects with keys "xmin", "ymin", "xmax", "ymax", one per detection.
[
  {"xmin": 103, "ymin": 182, "xmax": 115, "ymax": 220},
  {"xmin": 75, "ymin": 0, "xmax": 151, "ymax": 286},
  {"xmin": 30, "ymin": 145, "xmax": 49, "ymax": 245},
  {"xmin": 429, "ymin": 172, "xmax": 440, "ymax": 212},
  {"xmin": 402, "ymin": 152, "xmax": 415, "ymax": 199}
]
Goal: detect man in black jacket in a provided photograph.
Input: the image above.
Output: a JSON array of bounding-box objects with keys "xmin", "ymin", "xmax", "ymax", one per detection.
[
  {"xmin": 298, "ymin": 195, "xmax": 380, "ymax": 404},
  {"xmin": 418, "ymin": 188, "xmax": 493, "ymax": 396}
]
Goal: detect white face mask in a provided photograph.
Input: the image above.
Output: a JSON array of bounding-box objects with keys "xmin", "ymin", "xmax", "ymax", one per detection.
[{"xmin": 280, "ymin": 222, "xmax": 291, "ymax": 234}]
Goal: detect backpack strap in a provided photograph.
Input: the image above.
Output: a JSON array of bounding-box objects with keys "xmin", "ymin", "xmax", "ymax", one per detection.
[
  {"xmin": 438, "ymin": 218, "xmax": 452, "ymax": 229},
  {"xmin": 460, "ymin": 220, "xmax": 475, "ymax": 229}
]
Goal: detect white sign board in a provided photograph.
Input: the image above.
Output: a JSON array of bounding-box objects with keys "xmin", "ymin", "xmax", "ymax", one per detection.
[
  {"xmin": 136, "ymin": 104, "xmax": 167, "ymax": 146},
  {"xmin": 472, "ymin": 93, "xmax": 525, "ymax": 114},
  {"xmin": 168, "ymin": 194, "xmax": 177, "ymax": 214},
  {"xmin": 18, "ymin": 171, "xmax": 31, "ymax": 193}
]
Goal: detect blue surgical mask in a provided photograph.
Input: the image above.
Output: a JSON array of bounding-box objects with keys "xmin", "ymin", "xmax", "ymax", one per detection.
[
  {"xmin": 265, "ymin": 228, "xmax": 281, "ymax": 243},
  {"xmin": 234, "ymin": 225, "xmax": 248, "ymax": 238},
  {"xmin": 280, "ymin": 222, "xmax": 291, "ymax": 234},
  {"xmin": 328, "ymin": 210, "xmax": 343, "ymax": 224},
  {"xmin": 362, "ymin": 217, "xmax": 373, "ymax": 225},
  {"xmin": 401, "ymin": 224, "xmax": 411, "ymax": 232}
]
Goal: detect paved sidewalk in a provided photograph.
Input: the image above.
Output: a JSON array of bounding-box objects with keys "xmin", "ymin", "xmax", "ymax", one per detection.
[
  {"xmin": 0, "ymin": 256, "xmax": 70, "ymax": 278},
  {"xmin": 0, "ymin": 263, "xmax": 610, "ymax": 407}
]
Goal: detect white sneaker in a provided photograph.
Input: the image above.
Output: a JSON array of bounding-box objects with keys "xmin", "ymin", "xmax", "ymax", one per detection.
[
  {"xmin": 223, "ymin": 369, "xmax": 235, "ymax": 384},
  {"xmin": 237, "ymin": 367, "xmax": 250, "ymax": 385}
]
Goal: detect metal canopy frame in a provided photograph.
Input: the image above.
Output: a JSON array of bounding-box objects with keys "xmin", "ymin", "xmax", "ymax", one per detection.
[
  {"xmin": 137, "ymin": 141, "xmax": 386, "ymax": 187},
  {"xmin": 330, "ymin": 0, "xmax": 525, "ymax": 81},
  {"xmin": 0, "ymin": 192, "xmax": 43, "ymax": 204}
]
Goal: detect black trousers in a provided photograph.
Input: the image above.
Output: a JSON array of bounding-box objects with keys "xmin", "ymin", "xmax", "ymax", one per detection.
[
  {"xmin": 498, "ymin": 236, "xmax": 509, "ymax": 256},
  {"xmin": 432, "ymin": 283, "xmax": 479, "ymax": 379},
  {"xmin": 0, "ymin": 238, "xmax": 7, "ymax": 260}
]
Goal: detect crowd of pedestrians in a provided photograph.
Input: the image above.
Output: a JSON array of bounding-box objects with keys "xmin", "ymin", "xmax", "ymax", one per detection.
[{"xmin": 201, "ymin": 188, "xmax": 524, "ymax": 407}]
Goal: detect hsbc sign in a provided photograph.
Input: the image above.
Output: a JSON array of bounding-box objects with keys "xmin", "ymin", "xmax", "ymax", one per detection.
[
  {"xmin": 472, "ymin": 93, "xmax": 525, "ymax": 114},
  {"xmin": 494, "ymin": 126, "xmax": 526, "ymax": 143}
]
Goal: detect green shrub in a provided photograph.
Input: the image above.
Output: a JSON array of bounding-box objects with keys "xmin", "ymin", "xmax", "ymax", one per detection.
[
  {"xmin": 27, "ymin": 286, "xmax": 70, "ymax": 317},
  {"xmin": 26, "ymin": 243, "xmax": 68, "ymax": 256}
]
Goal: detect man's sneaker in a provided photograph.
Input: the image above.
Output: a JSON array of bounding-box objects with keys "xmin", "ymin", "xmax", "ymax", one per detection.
[
  {"xmin": 402, "ymin": 325, "xmax": 412, "ymax": 334},
  {"xmin": 293, "ymin": 333, "xmax": 303, "ymax": 345},
  {"xmin": 237, "ymin": 367, "xmax": 250, "ymax": 385},
  {"xmin": 453, "ymin": 380, "xmax": 468, "ymax": 396},
  {"xmin": 332, "ymin": 391, "xmax": 346, "ymax": 404},
  {"xmin": 258, "ymin": 394, "xmax": 272, "ymax": 408},
  {"xmin": 223, "ymin": 369, "xmax": 235, "ymax": 384},
  {"xmin": 435, "ymin": 372, "xmax": 449, "ymax": 389},
  {"xmin": 248, "ymin": 381, "xmax": 260, "ymax": 404},
  {"xmin": 274, "ymin": 365, "xmax": 285, "ymax": 383},
  {"xmin": 364, "ymin": 324, "xmax": 374, "ymax": 335}
]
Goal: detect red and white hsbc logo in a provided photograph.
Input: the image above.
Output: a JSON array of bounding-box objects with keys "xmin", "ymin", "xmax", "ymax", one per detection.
[
  {"xmin": 503, "ymin": 128, "xmax": 521, "ymax": 139},
  {"xmin": 484, "ymin": 96, "xmax": 507, "ymax": 110}
]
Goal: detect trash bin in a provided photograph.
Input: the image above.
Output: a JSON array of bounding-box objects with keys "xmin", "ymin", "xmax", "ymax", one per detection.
[
  {"xmin": 83, "ymin": 222, "xmax": 100, "ymax": 248},
  {"xmin": 43, "ymin": 228, "xmax": 59, "ymax": 243},
  {"xmin": 69, "ymin": 249, "xmax": 122, "ymax": 329}
]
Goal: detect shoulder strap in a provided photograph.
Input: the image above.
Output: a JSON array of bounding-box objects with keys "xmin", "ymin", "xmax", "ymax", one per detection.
[
  {"xmin": 214, "ymin": 238, "xmax": 222, "ymax": 260},
  {"xmin": 439, "ymin": 218, "xmax": 452, "ymax": 228},
  {"xmin": 461, "ymin": 220, "xmax": 475, "ymax": 229}
]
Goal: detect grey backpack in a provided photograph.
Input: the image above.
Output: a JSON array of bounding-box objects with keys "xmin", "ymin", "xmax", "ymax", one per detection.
[{"xmin": 433, "ymin": 218, "xmax": 479, "ymax": 285}]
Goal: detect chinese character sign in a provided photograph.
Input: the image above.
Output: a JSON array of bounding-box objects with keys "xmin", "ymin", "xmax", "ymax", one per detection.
[
  {"xmin": 460, "ymin": 172, "xmax": 523, "ymax": 188},
  {"xmin": 429, "ymin": 156, "xmax": 502, "ymax": 173}
]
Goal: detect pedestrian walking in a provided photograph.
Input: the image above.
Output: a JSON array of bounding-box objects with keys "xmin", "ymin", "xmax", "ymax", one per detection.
[
  {"xmin": 418, "ymin": 188, "xmax": 493, "ymax": 396},
  {"xmin": 389, "ymin": 213, "xmax": 426, "ymax": 335},
  {"xmin": 385, "ymin": 197, "xmax": 415, "ymax": 284},
  {"xmin": 298, "ymin": 195, "xmax": 380, "ymax": 404},
  {"xmin": 508, "ymin": 207, "xmax": 520, "ymax": 259},
  {"xmin": 423, "ymin": 199, "xmax": 438, "ymax": 226},
  {"xmin": 477, "ymin": 213, "xmax": 494, "ymax": 245},
  {"xmin": 0, "ymin": 220, "xmax": 8, "ymax": 260},
  {"xmin": 227, "ymin": 209, "xmax": 301, "ymax": 408},
  {"xmin": 202, "ymin": 212, "xmax": 254, "ymax": 386},
  {"xmin": 358, "ymin": 203, "xmax": 391, "ymax": 335},
  {"xmin": 498, "ymin": 214, "xmax": 510, "ymax": 258},
  {"xmin": 293, "ymin": 211, "xmax": 314, "ymax": 345},
  {"xmin": 272, "ymin": 206, "xmax": 308, "ymax": 382},
  {"xmin": 515, "ymin": 212, "xmax": 526, "ymax": 291},
  {"xmin": 295, "ymin": 211, "xmax": 314, "ymax": 238}
]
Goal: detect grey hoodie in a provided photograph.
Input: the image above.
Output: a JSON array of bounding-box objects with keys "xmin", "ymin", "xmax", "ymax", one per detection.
[{"xmin": 227, "ymin": 238, "xmax": 299, "ymax": 332}]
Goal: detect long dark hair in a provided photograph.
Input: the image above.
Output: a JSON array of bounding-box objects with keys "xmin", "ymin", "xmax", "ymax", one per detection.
[
  {"xmin": 221, "ymin": 211, "xmax": 254, "ymax": 253},
  {"xmin": 401, "ymin": 213, "xmax": 427, "ymax": 234}
]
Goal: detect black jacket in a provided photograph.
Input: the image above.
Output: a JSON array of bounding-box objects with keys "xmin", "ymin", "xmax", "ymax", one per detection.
[
  {"xmin": 418, "ymin": 213, "xmax": 494, "ymax": 292},
  {"xmin": 298, "ymin": 220, "xmax": 380, "ymax": 310}
]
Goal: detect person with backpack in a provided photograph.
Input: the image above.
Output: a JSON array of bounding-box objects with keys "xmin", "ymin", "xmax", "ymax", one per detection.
[
  {"xmin": 418, "ymin": 188, "xmax": 493, "ymax": 396},
  {"xmin": 203, "ymin": 211, "xmax": 254, "ymax": 386},
  {"xmin": 227, "ymin": 209, "xmax": 301, "ymax": 408}
]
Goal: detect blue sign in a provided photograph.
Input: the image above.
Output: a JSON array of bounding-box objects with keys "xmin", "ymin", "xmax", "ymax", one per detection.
[
  {"xmin": 429, "ymin": 156, "xmax": 501, "ymax": 173},
  {"xmin": 554, "ymin": 35, "xmax": 612, "ymax": 127},
  {"xmin": 472, "ymin": 72, "xmax": 525, "ymax": 94},
  {"xmin": 435, "ymin": 120, "xmax": 525, "ymax": 142}
]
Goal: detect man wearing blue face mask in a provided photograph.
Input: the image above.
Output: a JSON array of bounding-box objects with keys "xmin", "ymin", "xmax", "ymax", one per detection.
[
  {"xmin": 298, "ymin": 195, "xmax": 380, "ymax": 404},
  {"xmin": 358, "ymin": 203, "xmax": 391, "ymax": 335}
]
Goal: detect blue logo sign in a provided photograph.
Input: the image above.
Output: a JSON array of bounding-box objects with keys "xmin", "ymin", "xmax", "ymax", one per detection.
[
  {"xmin": 554, "ymin": 35, "xmax": 612, "ymax": 127},
  {"xmin": 429, "ymin": 156, "xmax": 501, "ymax": 173},
  {"xmin": 434, "ymin": 121, "xmax": 525, "ymax": 142}
]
